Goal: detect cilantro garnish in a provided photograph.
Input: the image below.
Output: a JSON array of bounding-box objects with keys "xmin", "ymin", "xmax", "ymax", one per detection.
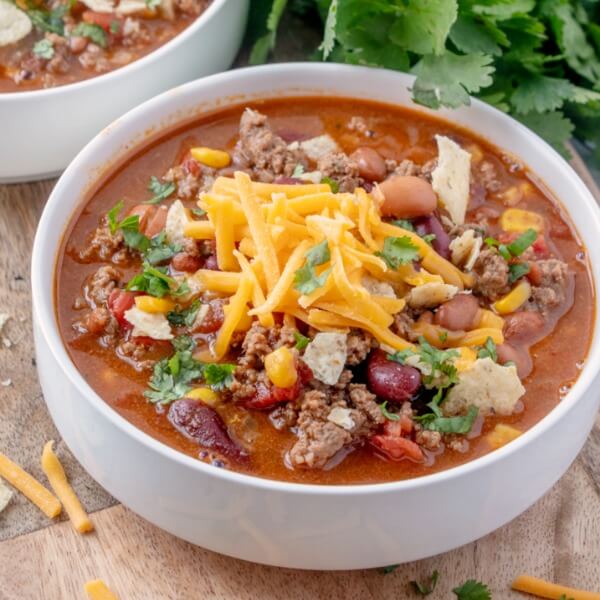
[
  {"xmin": 380, "ymin": 400, "xmax": 400, "ymax": 422},
  {"xmin": 376, "ymin": 236, "xmax": 420, "ymax": 269},
  {"xmin": 508, "ymin": 262, "xmax": 530, "ymax": 283},
  {"xmin": 294, "ymin": 240, "xmax": 332, "ymax": 294},
  {"xmin": 145, "ymin": 176, "xmax": 176, "ymax": 205},
  {"xmin": 321, "ymin": 176, "xmax": 340, "ymax": 193},
  {"xmin": 167, "ymin": 299, "xmax": 202, "ymax": 327},
  {"xmin": 452, "ymin": 579, "xmax": 491, "ymax": 600},
  {"xmin": 292, "ymin": 164, "xmax": 305, "ymax": 177},
  {"xmin": 477, "ymin": 337, "xmax": 497, "ymax": 362},
  {"xmin": 126, "ymin": 264, "xmax": 189, "ymax": 298},
  {"xmin": 422, "ymin": 233, "xmax": 437, "ymax": 246},
  {"xmin": 410, "ymin": 570, "xmax": 439, "ymax": 596},
  {"xmin": 144, "ymin": 231, "xmax": 181, "ymax": 265},
  {"xmin": 145, "ymin": 0, "xmax": 161, "ymax": 8},
  {"xmin": 72, "ymin": 23, "xmax": 107, "ymax": 48},
  {"xmin": 27, "ymin": 5, "xmax": 69, "ymax": 35},
  {"xmin": 293, "ymin": 331, "xmax": 310, "ymax": 350},
  {"xmin": 381, "ymin": 564, "xmax": 399, "ymax": 575},
  {"xmin": 392, "ymin": 219, "xmax": 415, "ymax": 232},
  {"xmin": 202, "ymin": 363, "xmax": 236, "ymax": 391},
  {"xmin": 33, "ymin": 39, "xmax": 54, "ymax": 59},
  {"xmin": 191, "ymin": 207, "xmax": 206, "ymax": 218},
  {"xmin": 439, "ymin": 331, "xmax": 448, "ymax": 343},
  {"xmin": 109, "ymin": 20, "xmax": 120, "ymax": 34}
]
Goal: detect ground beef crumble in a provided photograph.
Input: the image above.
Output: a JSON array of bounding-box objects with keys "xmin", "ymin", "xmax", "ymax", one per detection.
[
  {"xmin": 472, "ymin": 248, "xmax": 510, "ymax": 300},
  {"xmin": 79, "ymin": 219, "xmax": 129, "ymax": 263},
  {"xmin": 84, "ymin": 265, "xmax": 121, "ymax": 307},
  {"xmin": 527, "ymin": 259, "xmax": 571, "ymax": 315},
  {"xmin": 317, "ymin": 152, "xmax": 361, "ymax": 192}
]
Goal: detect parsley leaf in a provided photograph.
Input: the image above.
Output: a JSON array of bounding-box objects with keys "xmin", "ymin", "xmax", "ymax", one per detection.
[
  {"xmin": 72, "ymin": 22, "xmax": 107, "ymax": 48},
  {"xmin": 452, "ymin": 579, "xmax": 491, "ymax": 600},
  {"xmin": 516, "ymin": 111, "xmax": 575, "ymax": 159},
  {"xmin": 33, "ymin": 39, "xmax": 54, "ymax": 59},
  {"xmin": 126, "ymin": 264, "xmax": 188, "ymax": 298},
  {"xmin": 293, "ymin": 331, "xmax": 310, "ymax": 350},
  {"xmin": 202, "ymin": 363, "xmax": 236, "ymax": 391},
  {"xmin": 376, "ymin": 236, "xmax": 419, "ymax": 269},
  {"xmin": 294, "ymin": 240, "xmax": 332, "ymax": 294},
  {"xmin": 477, "ymin": 337, "xmax": 497, "ymax": 362},
  {"xmin": 511, "ymin": 75, "xmax": 577, "ymax": 115},
  {"xmin": 508, "ymin": 262, "xmax": 530, "ymax": 283},
  {"xmin": 380, "ymin": 400, "xmax": 400, "ymax": 422},
  {"xmin": 410, "ymin": 570, "xmax": 439, "ymax": 596},
  {"xmin": 321, "ymin": 176, "xmax": 340, "ymax": 192},
  {"xmin": 145, "ymin": 176, "xmax": 176, "ymax": 205},
  {"xmin": 167, "ymin": 299, "xmax": 202, "ymax": 327}
]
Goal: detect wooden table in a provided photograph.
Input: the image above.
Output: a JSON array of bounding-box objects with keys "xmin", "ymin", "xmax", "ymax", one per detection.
[{"xmin": 1, "ymin": 61, "xmax": 600, "ymax": 600}]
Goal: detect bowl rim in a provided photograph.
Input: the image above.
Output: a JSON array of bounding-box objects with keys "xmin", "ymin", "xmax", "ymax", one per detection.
[
  {"xmin": 32, "ymin": 62, "xmax": 600, "ymax": 496},
  {"xmin": 0, "ymin": 0, "xmax": 228, "ymax": 101}
]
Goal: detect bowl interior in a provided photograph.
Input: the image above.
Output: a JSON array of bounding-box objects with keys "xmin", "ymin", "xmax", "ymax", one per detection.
[{"xmin": 32, "ymin": 63, "xmax": 600, "ymax": 492}]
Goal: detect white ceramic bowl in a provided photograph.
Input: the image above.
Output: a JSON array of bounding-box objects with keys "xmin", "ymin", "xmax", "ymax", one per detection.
[
  {"xmin": 32, "ymin": 64, "xmax": 600, "ymax": 570},
  {"xmin": 0, "ymin": 0, "xmax": 248, "ymax": 183}
]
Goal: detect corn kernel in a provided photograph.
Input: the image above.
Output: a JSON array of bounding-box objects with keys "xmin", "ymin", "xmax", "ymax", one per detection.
[
  {"xmin": 190, "ymin": 147, "xmax": 231, "ymax": 169},
  {"xmin": 186, "ymin": 387, "xmax": 220, "ymax": 406},
  {"xmin": 477, "ymin": 309, "xmax": 505, "ymax": 330},
  {"xmin": 486, "ymin": 424, "xmax": 522, "ymax": 449},
  {"xmin": 500, "ymin": 208, "xmax": 544, "ymax": 233},
  {"xmin": 498, "ymin": 186, "xmax": 522, "ymax": 207},
  {"xmin": 494, "ymin": 280, "xmax": 531, "ymax": 315},
  {"xmin": 264, "ymin": 346, "xmax": 297, "ymax": 388},
  {"xmin": 454, "ymin": 347, "xmax": 477, "ymax": 372},
  {"xmin": 135, "ymin": 295, "xmax": 175, "ymax": 314}
]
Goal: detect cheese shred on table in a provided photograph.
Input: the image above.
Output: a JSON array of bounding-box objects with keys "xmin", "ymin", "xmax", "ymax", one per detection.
[
  {"xmin": 0, "ymin": 452, "xmax": 61, "ymax": 518},
  {"xmin": 41, "ymin": 441, "xmax": 94, "ymax": 533},
  {"xmin": 84, "ymin": 579, "xmax": 119, "ymax": 600},
  {"xmin": 512, "ymin": 574, "xmax": 600, "ymax": 600},
  {"xmin": 186, "ymin": 172, "xmax": 478, "ymax": 359}
]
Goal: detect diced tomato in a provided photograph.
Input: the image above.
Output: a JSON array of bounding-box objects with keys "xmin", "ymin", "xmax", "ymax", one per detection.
[
  {"xmin": 145, "ymin": 205, "xmax": 168, "ymax": 238},
  {"xmin": 242, "ymin": 382, "xmax": 279, "ymax": 410},
  {"xmin": 526, "ymin": 261, "xmax": 543, "ymax": 286},
  {"xmin": 296, "ymin": 360, "xmax": 313, "ymax": 384},
  {"xmin": 371, "ymin": 435, "xmax": 424, "ymax": 462},
  {"xmin": 128, "ymin": 204, "xmax": 154, "ymax": 234},
  {"xmin": 82, "ymin": 10, "xmax": 121, "ymax": 31},
  {"xmin": 182, "ymin": 157, "xmax": 201, "ymax": 177},
  {"xmin": 272, "ymin": 378, "xmax": 301, "ymax": 403},
  {"xmin": 192, "ymin": 300, "xmax": 224, "ymax": 334},
  {"xmin": 107, "ymin": 289, "xmax": 136, "ymax": 329}
]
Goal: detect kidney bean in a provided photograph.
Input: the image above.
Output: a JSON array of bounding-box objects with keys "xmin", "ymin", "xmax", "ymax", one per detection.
[
  {"xmin": 496, "ymin": 343, "xmax": 532, "ymax": 379},
  {"xmin": 107, "ymin": 289, "xmax": 136, "ymax": 329},
  {"xmin": 68, "ymin": 36, "xmax": 88, "ymax": 54},
  {"xmin": 413, "ymin": 214, "xmax": 451, "ymax": 259},
  {"xmin": 379, "ymin": 175, "xmax": 437, "ymax": 218},
  {"xmin": 503, "ymin": 311, "xmax": 545, "ymax": 345},
  {"xmin": 434, "ymin": 294, "xmax": 480, "ymax": 331},
  {"xmin": 168, "ymin": 399, "xmax": 247, "ymax": 461},
  {"xmin": 243, "ymin": 382, "xmax": 280, "ymax": 409},
  {"xmin": 367, "ymin": 350, "xmax": 421, "ymax": 403},
  {"xmin": 128, "ymin": 204, "xmax": 153, "ymax": 233},
  {"xmin": 171, "ymin": 252, "xmax": 203, "ymax": 273},
  {"xmin": 350, "ymin": 147, "xmax": 386, "ymax": 181}
]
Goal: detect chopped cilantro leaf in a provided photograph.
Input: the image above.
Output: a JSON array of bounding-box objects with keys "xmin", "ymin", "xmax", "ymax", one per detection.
[
  {"xmin": 145, "ymin": 176, "xmax": 176, "ymax": 204},
  {"xmin": 381, "ymin": 564, "xmax": 399, "ymax": 575},
  {"xmin": 321, "ymin": 176, "xmax": 340, "ymax": 193},
  {"xmin": 27, "ymin": 5, "xmax": 68, "ymax": 35},
  {"xmin": 477, "ymin": 337, "xmax": 497, "ymax": 362},
  {"xmin": 106, "ymin": 201, "xmax": 151, "ymax": 252},
  {"xmin": 508, "ymin": 262, "xmax": 530, "ymax": 283},
  {"xmin": 452, "ymin": 579, "xmax": 491, "ymax": 600},
  {"xmin": 107, "ymin": 200, "xmax": 125, "ymax": 234},
  {"xmin": 191, "ymin": 207, "xmax": 206, "ymax": 218},
  {"xmin": 380, "ymin": 400, "xmax": 400, "ymax": 422},
  {"xmin": 33, "ymin": 39, "xmax": 54, "ymax": 59},
  {"xmin": 376, "ymin": 236, "xmax": 420, "ymax": 269},
  {"xmin": 126, "ymin": 264, "xmax": 188, "ymax": 298},
  {"xmin": 305, "ymin": 239, "xmax": 330, "ymax": 266},
  {"xmin": 144, "ymin": 231, "xmax": 181, "ymax": 265},
  {"xmin": 318, "ymin": 0, "xmax": 337, "ymax": 59},
  {"xmin": 109, "ymin": 20, "xmax": 120, "ymax": 34},
  {"xmin": 202, "ymin": 363, "xmax": 236, "ymax": 391},
  {"xmin": 72, "ymin": 22, "xmax": 107, "ymax": 48},
  {"xmin": 294, "ymin": 240, "xmax": 332, "ymax": 294},
  {"xmin": 167, "ymin": 299, "xmax": 202, "ymax": 327},
  {"xmin": 506, "ymin": 228, "xmax": 537, "ymax": 256},
  {"xmin": 410, "ymin": 570, "xmax": 439, "ymax": 596},
  {"xmin": 292, "ymin": 164, "xmax": 305, "ymax": 177},
  {"xmin": 293, "ymin": 331, "xmax": 310, "ymax": 350},
  {"xmin": 422, "ymin": 233, "xmax": 437, "ymax": 246},
  {"xmin": 145, "ymin": 0, "xmax": 161, "ymax": 8},
  {"xmin": 392, "ymin": 219, "xmax": 415, "ymax": 232},
  {"xmin": 439, "ymin": 331, "xmax": 448, "ymax": 343}
]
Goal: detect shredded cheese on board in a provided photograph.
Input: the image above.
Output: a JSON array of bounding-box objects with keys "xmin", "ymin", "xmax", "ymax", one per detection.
[
  {"xmin": 84, "ymin": 579, "xmax": 119, "ymax": 600},
  {"xmin": 512, "ymin": 574, "xmax": 600, "ymax": 600},
  {"xmin": 0, "ymin": 452, "xmax": 61, "ymax": 518},
  {"xmin": 41, "ymin": 441, "xmax": 94, "ymax": 533}
]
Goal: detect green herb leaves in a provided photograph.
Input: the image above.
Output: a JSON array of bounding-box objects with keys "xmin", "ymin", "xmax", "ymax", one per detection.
[
  {"xmin": 477, "ymin": 337, "xmax": 497, "ymax": 362},
  {"xmin": 410, "ymin": 570, "xmax": 440, "ymax": 596},
  {"xmin": 452, "ymin": 579, "xmax": 491, "ymax": 600},
  {"xmin": 376, "ymin": 236, "xmax": 419, "ymax": 269},
  {"xmin": 167, "ymin": 299, "xmax": 202, "ymax": 327},
  {"xmin": 127, "ymin": 264, "xmax": 189, "ymax": 298},
  {"xmin": 27, "ymin": 5, "xmax": 69, "ymax": 35},
  {"xmin": 72, "ymin": 22, "xmax": 107, "ymax": 48},
  {"xmin": 293, "ymin": 331, "xmax": 310, "ymax": 350},
  {"xmin": 145, "ymin": 176, "xmax": 175, "ymax": 205},
  {"xmin": 485, "ymin": 228, "xmax": 537, "ymax": 280},
  {"xmin": 294, "ymin": 239, "xmax": 332, "ymax": 294},
  {"xmin": 380, "ymin": 400, "xmax": 400, "ymax": 422},
  {"xmin": 202, "ymin": 363, "xmax": 236, "ymax": 391},
  {"xmin": 33, "ymin": 38, "xmax": 54, "ymax": 59}
]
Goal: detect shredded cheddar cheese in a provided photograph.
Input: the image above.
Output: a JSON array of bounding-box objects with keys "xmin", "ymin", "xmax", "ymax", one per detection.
[
  {"xmin": 0, "ymin": 452, "xmax": 61, "ymax": 518},
  {"xmin": 185, "ymin": 173, "xmax": 486, "ymax": 359},
  {"xmin": 512, "ymin": 574, "xmax": 600, "ymax": 600},
  {"xmin": 41, "ymin": 441, "xmax": 94, "ymax": 533},
  {"xmin": 84, "ymin": 579, "xmax": 119, "ymax": 600}
]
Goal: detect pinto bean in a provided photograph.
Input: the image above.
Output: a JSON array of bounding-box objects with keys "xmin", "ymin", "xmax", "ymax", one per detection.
[
  {"xmin": 171, "ymin": 252, "xmax": 203, "ymax": 272},
  {"xmin": 434, "ymin": 294, "xmax": 480, "ymax": 331},
  {"xmin": 413, "ymin": 214, "xmax": 451, "ymax": 259},
  {"xmin": 145, "ymin": 205, "xmax": 168, "ymax": 238},
  {"xmin": 379, "ymin": 175, "xmax": 437, "ymax": 218},
  {"xmin": 503, "ymin": 311, "xmax": 545, "ymax": 345},
  {"xmin": 68, "ymin": 36, "xmax": 88, "ymax": 54},
  {"xmin": 496, "ymin": 343, "xmax": 532, "ymax": 379},
  {"xmin": 367, "ymin": 350, "xmax": 421, "ymax": 403},
  {"xmin": 350, "ymin": 147, "xmax": 386, "ymax": 181}
]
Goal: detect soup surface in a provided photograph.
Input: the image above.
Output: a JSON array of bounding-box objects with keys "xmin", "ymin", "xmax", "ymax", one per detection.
[
  {"xmin": 0, "ymin": 0, "xmax": 210, "ymax": 92},
  {"xmin": 56, "ymin": 98, "xmax": 595, "ymax": 485}
]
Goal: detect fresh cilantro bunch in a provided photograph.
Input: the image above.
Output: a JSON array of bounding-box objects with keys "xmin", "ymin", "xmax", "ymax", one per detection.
[{"xmin": 251, "ymin": 0, "xmax": 600, "ymax": 160}]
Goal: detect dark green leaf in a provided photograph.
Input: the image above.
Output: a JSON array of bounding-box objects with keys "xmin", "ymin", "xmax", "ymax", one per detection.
[
  {"xmin": 107, "ymin": 200, "xmax": 124, "ymax": 234},
  {"xmin": 294, "ymin": 264, "xmax": 331, "ymax": 294},
  {"xmin": 167, "ymin": 299, "xmax": 202, "ymax": 327},
  {"xmin": 452, "ymin": 578, "xmax": 491, "ymax": 600},
  {"xmin": 249, "ymin": 0, "xmax": 288, "ymax": 64},
  {"xmin": 419, "ymin": 405, "xmax": 479, "ymax": 434},
  {"xmin": 410, "ymin": 570, "xmax": 440, "ymax": 596},
  {"xmin": 145, "ymin": 176, "xmax": 176, "ymax": 204},
  {"xmin": 321, "ymin": 176, "xmax": 340, "ymax": 192},
  {"xmin": 477, "ymin": 337, "xmax": 497, "ymax": 361},
  {"xmin": 381, "ymin": 564, "xmax": 399, "ymax": 574},
  {"xmin": 202, "ymin": 363, "xmax": 236, "ymax": 391},
  {"xmin": 294, "ymin": 331, "xmax": 311, "ymax": 350},
  {"xmin": 449, "ymin": 15, "xmax": 502, "ymax": 56},
  {"xmin": 27, "ymin": 5, "xmax": 68, "ymax": 35},
  {"xmin": 376, "ymin": 236, "xmax": 420, "ymax": 269},
  {"xmin": 511, "ymin": 76, "xmax": 576, "ymax": 114},
  {"xmin": 126, "ymin": 264, "xmax": 187, "ymax": 298}
]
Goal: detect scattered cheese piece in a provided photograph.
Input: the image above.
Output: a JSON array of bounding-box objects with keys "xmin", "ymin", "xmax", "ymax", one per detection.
[
  {"xmin": 0, "ymin": 477, "xmax": 13, "ymax": 513},
  {"xmin": 512, "ymin": 574, "xmax": 600, "ymax": 600},
  {"xmin": 84, "ymin": 579, "xmax": 119, "ymax": 600},
  {"xmin": 327, "ymin": 407, "xmax": 355, "ymax": 431},
  {"xmin": 449, "ymin": 229, "xmax": 482, "ymax": 271},
  {"xmin": 431, "ymin": 135, "xmax": 471, "ymax": 225},
  {"xmin": 165, "ymin": 199, "xmax": 190, "ymax": 246},
  {"xmin": 487, "ymin": 424, "xmax": 522, "ymax": 449},
  {"xmin": 159, "ymin": 0, "xmax": 175, "ymax": 19},
  {"xmin": 289, "ymin": 135, "xmax": 339, "ymax": 161},
  {"xmin": 41, "ymin": 441, "xmax": 94, "ymax": 534},
  {"xmin": 0, "ymin": 0, "xmax": 32, "ymax": 46},
  {"xmin": 408, "ymin": 282, "xmax": 459, "ymax": 308},
  {"xmin": 124, "ymin": 307, "xmax": 173, "ymax": 340},
  {"xmin": 0, "ymin": 452, "xmax": 61, "ymax": 518},
  {"xmin": 443, "ymin": 358, "xmax": 525, "ymax": 417},
  {"xmin": 302, "ymin": 332, "xmax": 347, "ymax": 385}
]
